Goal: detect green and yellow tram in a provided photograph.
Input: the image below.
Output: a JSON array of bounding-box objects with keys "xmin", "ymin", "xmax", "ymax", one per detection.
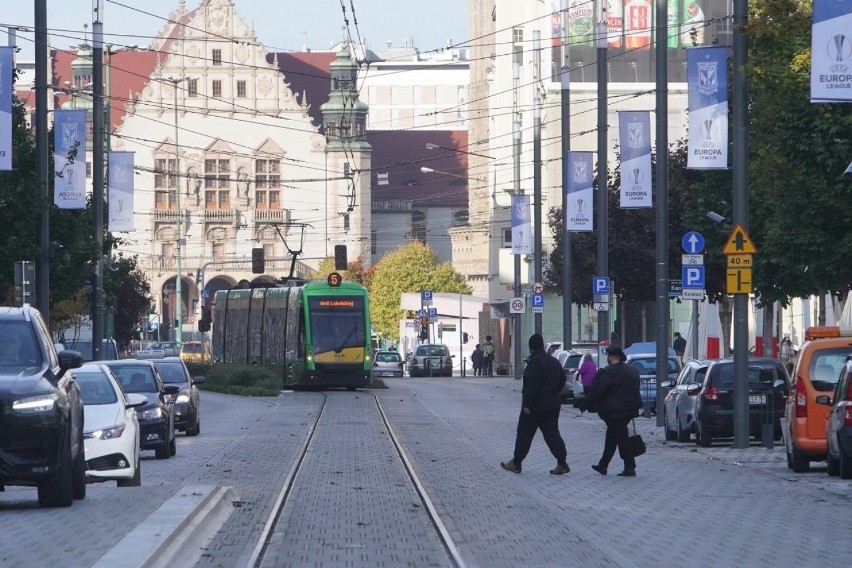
[{"xmin": 211, "ymin": 278, "xmax": 372, "ymax": 389}]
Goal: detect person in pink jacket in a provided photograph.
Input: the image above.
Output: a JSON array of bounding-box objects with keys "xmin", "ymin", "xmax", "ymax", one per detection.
[{"xmin": 577, "ymin": 353, "xmax": 598, "ymax": 394}]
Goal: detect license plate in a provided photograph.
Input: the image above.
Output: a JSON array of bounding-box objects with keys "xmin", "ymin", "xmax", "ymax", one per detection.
[{"xmin": 748, "ymin": 395, "xmax": 766, "ymax": 405}]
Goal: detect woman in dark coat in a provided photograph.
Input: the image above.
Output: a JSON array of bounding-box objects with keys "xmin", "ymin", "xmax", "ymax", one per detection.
[{"xmin": 579, "ymin": 346, "xmax": 643, "ymax": 477}]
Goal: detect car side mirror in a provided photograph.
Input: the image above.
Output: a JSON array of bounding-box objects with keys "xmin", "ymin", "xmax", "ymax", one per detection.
[
  {"xmin": 659, "ymin": 380, "xmax": 673, "ymax": 389},
  {"xmin": 125, "ymin": 393, "xmax": 148, "ymax": 408},
  {"xmin": 686, "ymin": 383, "xmax": 701, "ymax": 396},
  {"xmin": 772, "ymin": 379, "xmax": 786, "ymax": 389},
  {"xmin": 815, "ymin": 394, "xmax": 832, "ymax": 406},
  {"xmin": 192, "ymin": 375, "xmax": 206, "ymax": 385},
  {"xmin": 163, "ymin": 384, "xmax": 180, "ymax": 395}
]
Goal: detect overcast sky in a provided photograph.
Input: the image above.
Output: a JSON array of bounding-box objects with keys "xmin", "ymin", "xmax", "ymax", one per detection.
[{"xmin": 3, "ymin": 1, "xmax": 469, "ymax": 60}]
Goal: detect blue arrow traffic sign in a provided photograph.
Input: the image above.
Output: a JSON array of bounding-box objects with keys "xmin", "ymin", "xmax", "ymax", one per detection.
[{"xmin": 682, "ymin": 231, "xmax": 705, "ymax": 254}]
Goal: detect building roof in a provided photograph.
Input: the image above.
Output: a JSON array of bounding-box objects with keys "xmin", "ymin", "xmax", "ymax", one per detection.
[
  {"xmin": 367, "ymin": 130, "xmax": 468, "ymax": 208},
  {"xmin": 269, "ymin": 51, "xmax": 336, "ymax": 127}
]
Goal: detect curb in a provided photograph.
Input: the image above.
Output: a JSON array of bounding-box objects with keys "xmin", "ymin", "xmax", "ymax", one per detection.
[{"xmin": 92, "ymin": 485, "xmax": 237, "ymax": 568}]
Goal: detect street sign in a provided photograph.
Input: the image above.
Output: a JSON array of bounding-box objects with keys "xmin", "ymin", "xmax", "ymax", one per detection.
[
  {"xmin": 593, "ymin": 302, "xmax": 610, "ymax": 311},
  {"xmin": 727, "ymin": 254, "xmax": 753, "ymax": 268},
  {"xmin": 200, "ymin": 289, "xmax": 210, "ymax": 299},
  {"xmin": 682, "ymin": 288, "xmax": 705, "ymax": 300},
  {"xmin": 682, "ymin": 266, "xmax": 705, "ymax": 288},
  {"xmin": 682, "ymin": 231, "xmax": 705, "ymax": 254},
  {"xmin": 413, "ymin": 318, "xmax": 422, "ymax": 328},
  {"xmin": 509, "ymin": 297, "xmax": 526, "ymax": 314},
  {"xmin": 682, "ymin": 254, "xmax": 704, "ymax": 266},
  {"xmin": 531, "ymin": 282, "xmax": 544, "ymax": 294},
  {"xmin": 727, "ymin": 268, "xmax": 753, "ymax": 294},
  {"xmin": 417, "ymin": 308, "xmax": 427, "ymax": 318},
  {"xmin": 428, "ymin": 307, "xmax": 438, "ymax": 321},
  {"xmin": 531, "ymin": 294, "xmax": 544, "ymax": 313},
  {"xmin": 593, "ymin": 276, "xmax": 610, "ymax": 295},
  {"xmin": 722, "ymin": 224, "xmax": 757, "ymax": 254},
  {"xmin": 421, "ymin": 290, "xmax": 434, "ymax": 305},
  {"xmin": 668, "ymin": 279, "xmax": 682, "ymax": 298}
]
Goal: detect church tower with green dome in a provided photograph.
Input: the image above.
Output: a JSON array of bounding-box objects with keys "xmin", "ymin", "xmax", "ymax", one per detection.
[{"xmin": 320, "ymin": 46, "xmax": 372, "ymax": 265}]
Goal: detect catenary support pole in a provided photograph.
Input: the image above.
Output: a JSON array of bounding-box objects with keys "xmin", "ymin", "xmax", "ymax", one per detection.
[
  {"xmin": 35, "ymin": 0, "xmax": 50, "ymax": 320},
  {"xmin": 654, "ymin": 0, "xmax": 669, "ymax": 427},
  {"xmin": 595, "ymin": 14, "xmax": 609, "ymax": 345},
  {"xmin": 533, "ymin": 31, "xmax": 543, "ymax": 335},
  {"xmin": 560, "ymin": 0, "xmax": 571, "ymax": 350},
  {"xmin": 91, "ymin": 1, "xmax": 105, "ymax": 360}
]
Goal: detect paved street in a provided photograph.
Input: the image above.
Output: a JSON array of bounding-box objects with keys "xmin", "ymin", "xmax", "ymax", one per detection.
[{"xmin": 1, "ymin": 377, "xmax": 849, "ymax": 567}]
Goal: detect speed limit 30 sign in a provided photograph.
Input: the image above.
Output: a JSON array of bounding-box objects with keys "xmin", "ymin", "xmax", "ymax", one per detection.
[{"xmin": 509, "ymin": 297, "xmax": 526, "ymax": 314}]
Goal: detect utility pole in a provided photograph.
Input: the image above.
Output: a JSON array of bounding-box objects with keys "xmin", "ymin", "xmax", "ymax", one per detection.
[
  {"xmin": 169, "ymin": 77, "xmax": 185, "ymax": 348},
  {"xmin": 560, "ymin": 0, "xmax": 571, "ymax": 349},
  {"xmin": 595, "ymin": 8, "xmax": 609, "ymax": 345},
  {"xmin": 533, "ymin": 30, "xmax": 543, "ymax": 335},
  {"xmin": 654, "ymin": 0, "xmax": 669, "ymax": 427},
  {"xmin": 35, "ymin": 0, "xmax": 49, "ymax": 320},
  {"xmin": 732, "ymin": 0, "xmax": 750, "ymax": 448},
  {"xmin": 91, "ymin": 0, "xmax": 105, "ymax": 360},
  {"xmin": 513, "ymin": 59, "xmax": 522, "ymax": 380}
]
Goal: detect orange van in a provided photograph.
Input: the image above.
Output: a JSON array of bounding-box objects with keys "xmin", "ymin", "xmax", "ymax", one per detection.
[{"xmin": 783, "ymin": 326, "xmax": 852, "ymax": 472}]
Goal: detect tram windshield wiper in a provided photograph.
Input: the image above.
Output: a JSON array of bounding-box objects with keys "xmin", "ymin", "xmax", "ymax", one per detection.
[{"xmin": 335, "ymin": 328, "xmax": 356, "ymax": 353}]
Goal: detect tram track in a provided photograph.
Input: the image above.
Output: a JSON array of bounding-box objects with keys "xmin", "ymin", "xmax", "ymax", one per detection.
[{"xmin": 247, "ymin": 391, "xmax": 465, "ymax": 568}]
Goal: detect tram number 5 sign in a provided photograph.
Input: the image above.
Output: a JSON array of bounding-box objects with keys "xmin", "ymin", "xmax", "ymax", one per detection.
[{"xmin": 509, "ymin": 297, "xmax": 526, "ymax": 314}]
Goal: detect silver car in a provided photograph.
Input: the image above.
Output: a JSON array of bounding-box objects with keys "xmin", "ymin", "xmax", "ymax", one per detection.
[
  {"xmin": 372, "ymin": 351, "xmax": 405, "ymax": 378},
  {"xmin": 662, "ymin": 360, "xmax": 711, "ymax": 442}
]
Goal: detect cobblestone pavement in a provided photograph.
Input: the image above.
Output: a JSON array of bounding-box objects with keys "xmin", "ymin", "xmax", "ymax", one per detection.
[{"xmin": 2, "ymin": 377, "xmax": 849, "ymax": 568}]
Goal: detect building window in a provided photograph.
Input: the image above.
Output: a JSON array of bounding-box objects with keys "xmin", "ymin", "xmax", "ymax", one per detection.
[
  {"xmin": 188, "ymin": 79, "xmax": 198, "ymax": 97},
  {"xmin": 212, "ymin": 49, "xmax": 222, "ymax": 66},
  {"xmin": 325, "ymin": 122, "xmax": 336, "ymax": 137},
  {"xmin": 154, "ymin": 158, "xmax": 177, "ymax": 188},
  {"xmin": 212, "ymin": 80, "xmax": 222, "ymax": 97},
  {"xmin": 343, "ymin": 213, "xmax": 350, "ymax": 232},
  {"xmin": 513, "ymin": 27, "xmax": 524, "ymax": 44},
  {"xmin": 204, "ymin": 158, "xmax": 230, "ymax": 209},
  {"xmin": 263, "ymin": 243, "xmax": 275, "ymax": 259},
  {"xmin": 155, "ymin": 190, "xmax": 175, "ymax": 210},
  {"xmin": 211, "ymin": 242, "xmax": 224, "ymax": 258},
  {"xmin": 236, "ymin": 80, "xmax": 246, "ymax": 98},
  {"xmin": 255, "ymin": 158, "xmax": 281, "ymax": 209}
]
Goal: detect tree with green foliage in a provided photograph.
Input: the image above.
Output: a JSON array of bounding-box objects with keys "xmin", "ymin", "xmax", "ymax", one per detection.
[
  {"xmin": 314, "ymin": 254, "xmax": 374, "ymax": 288},
  {"xmin": 107, "ymin": 253, "xmax": 153, "ymax": 349},
  {"xmin": 369, "ymin": 242, "xmax": 470, "ymax": 340}
]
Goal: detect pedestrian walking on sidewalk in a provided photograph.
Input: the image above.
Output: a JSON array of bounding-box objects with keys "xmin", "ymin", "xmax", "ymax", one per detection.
[
  {"xmin": 580, "ymin": 346, "xmax": 643, "ymax": 477},
  {"xmin": 482, "ymin": 336, "xmax": 495, "ymax": 376},
  {"xmin": 471, "ymin": 344, "xmax": 483, "ymax": 376},
  {"xmin": 501, "ymin": 333, "xmax": 570, "ymax": 475}
]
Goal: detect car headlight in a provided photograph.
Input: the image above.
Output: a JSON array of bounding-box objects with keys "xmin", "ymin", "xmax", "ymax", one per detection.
[
  {"xmin": 176, "ymin": 393, "xmax": 190, "ymax": 404},
  {"xmin": 13, "ymin": 393, "xmax": 59, "ymax": 414},
  {"xmin": 86, "ymin": 424, "xmax": 125, "ymax": 440},
  {"xmin": 138, "ymin": 407, "xmax": 162, "ymax": 420}
]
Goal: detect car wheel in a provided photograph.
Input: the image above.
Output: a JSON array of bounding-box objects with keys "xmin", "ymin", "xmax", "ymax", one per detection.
[
  {"xmin": 118, "ymin": 460, "xmax": 141, "ymax": 487},
  {"xmin": 71, "ymin": 440, "xmax": 86, "ymax": 501},
  {"xmin": 827, "ymin": 451, "xmax": 840, "ymax": 477},
  {"xmin": 839, "ymin": 443, "xmax": 852, "ymax": 480},
  {"xmin": 186, "ymin": 414, "xmax": 200, "ymax": 437},
  {"xmin": 676, "ymin": 413, "xmax": 690, "ymax": 443},
  {"xmin": 155, "ymin": 441, "xmax": 171, "ymax": 459},
  {"xmin": 38, "ymin": 434, "xmax": 73, "ymax": 508},
  {"xmin": 789, "ymin": 443, "xmax": 810, "ymax": 473},
  {"xmin": 698, "ymin": 422, "xmax": 712, "ymax": 447},
  {"xmin": 169, "ymin": 435, "xmax": 177, "ymax": 456},
  {"xmin": 664, "ymin": 410, "xmax": 677, "ymax": 441}
]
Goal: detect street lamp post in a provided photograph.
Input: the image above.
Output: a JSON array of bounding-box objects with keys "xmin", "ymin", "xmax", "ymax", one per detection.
[
  {"xmin": 167, "ymin": 77, "xmax": 187, "ymax": 347},
  {"xmin": 91, "ymin": 0, "xmax": 105, "ymax": 360}
]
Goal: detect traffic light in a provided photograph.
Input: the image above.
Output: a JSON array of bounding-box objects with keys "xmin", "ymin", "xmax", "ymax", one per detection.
[
  {"xmin": 334, "ymin": 244, "xmax": 347, "ymax": 271},
  {"xmin": 198, "ymin": 305, "xmax": 212, "ymax": 332},
  {"xmin": 251, "ymin": 247, "xmax": 265, "ymax": 274}
]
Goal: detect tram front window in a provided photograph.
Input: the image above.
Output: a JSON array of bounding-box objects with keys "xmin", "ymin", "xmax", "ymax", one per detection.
[{"xmin": 309, "ymin": 297, "xmax": 364, "ymax": 354}]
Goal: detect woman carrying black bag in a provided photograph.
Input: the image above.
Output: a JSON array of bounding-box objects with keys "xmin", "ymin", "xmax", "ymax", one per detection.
[{"xmin": 579, "ymin": 346, "xmax": 643, "ymax": 477}]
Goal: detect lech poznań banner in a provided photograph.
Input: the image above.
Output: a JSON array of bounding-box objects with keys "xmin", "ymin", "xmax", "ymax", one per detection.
[
  {"xmin": 53, "ymin": 109, "xmax": 88, "ymax": 208},
  {"xmin": 566, "ymin": 151, "xmax": 594, "ymax": 232},
  {"xmin": 618, "ymin": 110, "xmax": 652, "ymax": 208},
  {"xmin": 810, "ymin": 0, "xmax": 852, "ymax": 102},
  {"xmin": 511, "ymin": 194, "xmax": 532, "ymax": 255},
  {"xmin": 0, "ymin": 47, "xmax": 12, "ymax": 171},
  {"xmin": 108, "ymin": 151, "xmax": 135, "ymax": 232},
  {"xmin": 687, "ymin": 46, "xmax": 728, "ymax": 170}
]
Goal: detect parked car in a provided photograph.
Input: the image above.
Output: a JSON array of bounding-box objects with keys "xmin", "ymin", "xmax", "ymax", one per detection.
[
  {"xmin": 146, "ymin": 341, "xmax": 178, "ymax": 357},
  {"xmin": 408, "ymin": 344, "xmax": 454, "ymax": 377},
  {"xmin": 661, "ymin": 359, "xmax": 711, "ymax": 442},
  {"xmin": 373, "ymin": 350, "xmax": 405, "ymax": 378},
  {"xmin": 74, "ymin": 363, "xmax": 148, "ymax": 487},
  {"xmin": 825, "ymin": 359, "xmax": 852, "ymax": 478},
  {"xmin": 783, "ymin": 325, "xmax": 851, "ymax": 472},
  {"xmin": 180, "ymin": 341, "xmax": 211, "ymax": 365},
  {"xmin": 556, "ymin": 350, "xmax": 598, "ymax": 406},
  {"xmin": 150, "ymin": 357, "xmax": 203, "ymax": 436},
  {"xmin": 0, "ymin": 306, "xmax": 86, "ymax": 507},
  {"xmin": 625, "ymin": 352, "xmax": 682, "ymax": 414},
  {"xmin": 102, "ymin": 360, "xmax": 179, "ymax": 458},
  {"xmin": 694, "ymin": 358, "xmax": 790, "ymax": 447}
]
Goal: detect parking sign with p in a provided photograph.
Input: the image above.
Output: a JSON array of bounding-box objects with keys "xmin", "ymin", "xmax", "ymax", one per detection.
[{"xmin": 682, "ymin": 266, "xmax": 705, "ymax": 288}]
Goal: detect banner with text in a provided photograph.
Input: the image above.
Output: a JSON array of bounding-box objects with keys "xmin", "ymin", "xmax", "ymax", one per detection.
[
  {"xmin": 810, "ymin": 0, "xmax": 852, "ymax": 102},
  {"xmin": 511, "ymin": 194, "xmax": 532, "ymax": 254},
  {"xmin": 687, "ymin": 46, "xmax": 728, "ymax": 170},
  {"xmin": 618, "ymin": 110, "xmax": 652, "ymax": 208},
  {"xmin": 53, "ymin": 109, "xmax": 88, "ymax": 208},
  {"xmin": 0, "ymin": 47, "xmax": 12, "ymax": 171},
  {"xmin": 566, "ymin": 151, "xmax": 594, "ymax": 232},
  {"xmin": 108, "ymin": 152, "xmax": 135, "ymax": 232}
]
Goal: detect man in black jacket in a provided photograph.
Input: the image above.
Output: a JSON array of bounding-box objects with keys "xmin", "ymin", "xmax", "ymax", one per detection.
[
  {"xmin": 580, "ymin": 346, "xmax": 643, "ymax": 477},
  {"xmin": 501, "ymin": 334, "xmax": 570, "ymax": 475}
]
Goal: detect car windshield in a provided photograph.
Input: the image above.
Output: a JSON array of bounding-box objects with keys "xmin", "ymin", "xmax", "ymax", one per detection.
[
  {"xmin": 808, "ymin": 349, "xmax": 850, "ymax": 391},
  {"xmin": 65, "ymin": 339, "xmax": 118, "ymax": 362},
  {"xmin": 76, "ymin": 371, "xmax": 119, "ymax": 405},
  {"xmin": 629, "ymin": 357, "xmax": 678, "ymax": 375},
  {"xmin": 107, "ymin": 364, "xmax": 158, "ymax": 393},
  {"xmin": 563, "ymin": 354, "xmax": 583, "ymax": 369},
  {"xmin": 711, "ymin": 362, "xmax": 787, "ymax": 386},
  {"xmin": 0, "ymin": 322, "xmax": 42, "ymax": 369},
  {"xmin": 182, "ymin": 343, "xmax": 203, "ymax": 353},
  {"xmin": 417, "ymin": 345, "xmax": 449, "ymax": 357},
  {"xmin": 152, "ymin": 362, "xmax": 188, "ymax": 385},
  {"xmin": 376, "ymin": 352, "xmax": 401, "ymax": 363}
]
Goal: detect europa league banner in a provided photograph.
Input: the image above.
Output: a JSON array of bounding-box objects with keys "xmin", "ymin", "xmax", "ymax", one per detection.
[
  {"xmin": 810, "ymin": 0, "xmax": 852, "ymax": 102},
  {"xmin": 565, "ymin": 151, "xmax": 594, "ymax": 232},
  {"xmin": 686, "ymin": 46, "xmax": 728, "ymax": 170},
  {"xmin": 511, "ymin": 194, "xmax": 532, "ymax": 255},
  {"xmin": 108, "ymin": 152, "xmax": 135, "ymax": 232},
  {"xmin": 0, "ymin": 47, "xmax": 12, "ymax": 171},
  {"xmin": 53, "ymin": 109, "xmax": 88, "ymax": 208},
  {"xmin": 618, "ymin": 110, "xmax": 652, "ymax": 208}
]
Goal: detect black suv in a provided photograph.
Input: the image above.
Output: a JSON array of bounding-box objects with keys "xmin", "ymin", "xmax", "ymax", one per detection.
[
  {"xmin": 0, "ymin": 305, "xmax": 85, "ymax": 507},
  {"xmin": 694, "ymin": 358, "xmax": 790, "ymax": 447},
  {"xmin": 150, "ymin": 357, "xmax": 204, "ymax": 436},
  {"xmin": 102, "ymin": 360, "xmax": 179, "ymax": 458}
]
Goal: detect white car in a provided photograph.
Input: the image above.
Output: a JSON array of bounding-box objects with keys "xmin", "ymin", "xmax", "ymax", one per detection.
[{"xmin": 75, "ymin": 363, "xmax": 148, "ymax": 487}]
